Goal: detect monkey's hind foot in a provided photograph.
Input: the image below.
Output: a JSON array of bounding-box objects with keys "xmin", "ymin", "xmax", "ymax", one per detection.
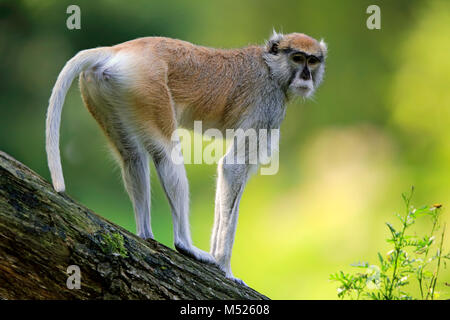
[
  {"xmin": 175, "ymin": 242, "xmax": 217, "ymax": 266},
  {"xmin": 138, "ymin": 230, "xmax": 154, "ymax": 240}
]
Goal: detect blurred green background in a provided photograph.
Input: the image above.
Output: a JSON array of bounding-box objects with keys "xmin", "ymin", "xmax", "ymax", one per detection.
[{"xmin": 0, "ymin": 0, "xmax": 449, "ymax": 299}]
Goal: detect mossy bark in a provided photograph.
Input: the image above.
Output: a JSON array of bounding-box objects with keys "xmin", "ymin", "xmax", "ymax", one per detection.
[{"xmin": 0, "ymin": 151, "xmax": 268, "ymax": 300}]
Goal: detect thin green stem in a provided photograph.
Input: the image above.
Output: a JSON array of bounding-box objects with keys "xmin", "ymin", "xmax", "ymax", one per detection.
[
  {"xmin": 418, "ymin": 273, "xmax": 424, "ymax": 299},
  {"xmin": 418, "ymin": 212, "xmax": 439, "ymax": 299},
  {"xmin": 428, "ymin": 224, "xmax": 445, "ymax": 300},
  {"xmin": 387, "ymin": 191, "xmax": 413, "ymax": 300}
]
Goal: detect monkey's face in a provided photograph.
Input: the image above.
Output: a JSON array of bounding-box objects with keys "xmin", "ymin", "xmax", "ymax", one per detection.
[
  {"xmin": 264, "ymin": 32, "xmax": 327, "ymax": 98},
  {"xmin": 287, "ymin": 51, "xmax": 323, "ymax": 98}
]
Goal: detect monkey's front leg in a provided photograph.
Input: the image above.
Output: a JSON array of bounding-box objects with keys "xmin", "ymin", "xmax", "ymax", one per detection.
[{"xmin": 211, "ymin": 155, "xmax": 255, "ymax": 285}]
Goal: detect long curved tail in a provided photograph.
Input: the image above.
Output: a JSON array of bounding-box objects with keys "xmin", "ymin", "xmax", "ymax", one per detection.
[{"xmin": 46, "ymin": 47, "xmax": 110, "ymax": 192}]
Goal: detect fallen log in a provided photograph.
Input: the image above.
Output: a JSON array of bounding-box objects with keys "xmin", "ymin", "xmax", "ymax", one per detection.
[{"xmin": 0, "ymin": 151, "xmax": 268, "ymax": 300}]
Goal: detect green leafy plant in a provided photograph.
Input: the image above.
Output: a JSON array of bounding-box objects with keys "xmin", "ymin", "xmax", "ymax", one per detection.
[
  {"xmin": 330, "ymin": 187, "xmax": 449, "ymax": 300},
  {"xmin": 100, "ymin": 231, "xmax": 128, "ymax": 258}
]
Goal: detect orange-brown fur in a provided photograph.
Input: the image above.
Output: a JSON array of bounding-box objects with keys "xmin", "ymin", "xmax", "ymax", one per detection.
[
  {"xmin": 278, "ymin": 33, "xmax": 321, "ymax": 54},
  {"xmin": 98, "ymin": 34, "xmax": 324, "ymax": 141},
  {"xmin": 95, "ymin": 37, "xmax": 271, "ymax": 139},
  {"xmin": 79, "ymin": 35, "xmax": 324, "ymax": 144}
]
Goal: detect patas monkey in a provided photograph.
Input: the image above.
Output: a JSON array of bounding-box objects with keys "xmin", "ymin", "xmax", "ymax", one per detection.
[{"xmin": 46, "ymin": 31, "xmax": 327, "ymax": 284}]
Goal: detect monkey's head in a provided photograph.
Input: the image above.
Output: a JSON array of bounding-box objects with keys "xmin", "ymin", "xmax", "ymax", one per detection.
[{"xmin": 264, "ymin": 31, "xmax": 327, "ymax": 99}]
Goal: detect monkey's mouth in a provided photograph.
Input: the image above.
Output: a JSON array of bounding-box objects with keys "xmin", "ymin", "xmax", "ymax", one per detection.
[
  {"xmin": 289, "ymin": 79, "xmax": 314, "ymax": 97},
  {"xmin": 294, "ymin": 85, "xmax": 312, "ymax": 92},
  {"xmin": 290, "ymin": 85, "xmax": 313, "ymax": 98}
]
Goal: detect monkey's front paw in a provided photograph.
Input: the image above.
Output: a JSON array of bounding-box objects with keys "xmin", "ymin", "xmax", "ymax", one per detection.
[
  {"xmin": 226, "ymin": 274, "xmax": 248, "ymax": 287},
  {"xmin": 175, "ymin": 242, "xmax": 217, "ymax": 265},
  {"xmin": 218, "ymin": 265, "xmax": 248, "ymax": 287}
]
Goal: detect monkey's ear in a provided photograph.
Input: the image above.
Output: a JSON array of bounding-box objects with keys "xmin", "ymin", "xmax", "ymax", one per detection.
[
  {"xmin": 266, "ymin": 30, "xmax": 284, "ymax": 55},
  {"xmin": 319, "ymin": 39, "xmax": 328, "ymax": 58}
]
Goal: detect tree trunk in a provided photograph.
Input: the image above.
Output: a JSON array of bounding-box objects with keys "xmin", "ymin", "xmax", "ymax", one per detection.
[{"xmin": 0, "ymin": 151, "xmax": 268, "ymax": 300}]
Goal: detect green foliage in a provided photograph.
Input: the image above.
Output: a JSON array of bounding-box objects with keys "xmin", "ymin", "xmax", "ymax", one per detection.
[
  {"xmin": 100, "ymin": 231, "xmax": 128, "ymax": 258},
  {"xmin": 330, "ymin": 187, "xmax": 449, "ymax": 300}
]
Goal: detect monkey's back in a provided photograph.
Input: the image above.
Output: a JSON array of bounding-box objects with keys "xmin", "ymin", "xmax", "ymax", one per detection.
[{"xmin": 111, "ymin": 37, "xmax": 270, "ymax": 130}]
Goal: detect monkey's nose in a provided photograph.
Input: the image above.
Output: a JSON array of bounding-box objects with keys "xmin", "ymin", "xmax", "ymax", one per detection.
[{"xmin": 300, "ymin": 68, "xmax": 311, "ymax": 81}]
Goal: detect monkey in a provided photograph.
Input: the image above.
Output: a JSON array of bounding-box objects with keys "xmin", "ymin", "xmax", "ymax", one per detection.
[{"xmin": 46, "ymin": 31, "xmax": 327, "ymax": 285}]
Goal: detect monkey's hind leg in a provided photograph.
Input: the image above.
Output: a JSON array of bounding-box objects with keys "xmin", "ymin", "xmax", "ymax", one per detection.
[
  {"xmin": 118, "ymin": 144, "xmax": 153, "ymax": 240},
  {"xmin": 150, "ymin": 143, "xmax": 214, "ymax": 265},
  {"xmin": 133, "ymin": 81, "xmax": 216, "ymax": 265},
  {"xmin": 80, "ymin": 75, "xmax": 153, "ymax": 240}
]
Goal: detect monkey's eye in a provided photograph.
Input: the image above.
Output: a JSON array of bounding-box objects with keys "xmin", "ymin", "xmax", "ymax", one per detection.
[
  {"xmin": 307, "ymin": 56, "xmax": 320, "ymax": 65},
  {"xmin": 291, "ymin": 54, "xmax": 305, "ymax": 64}
]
